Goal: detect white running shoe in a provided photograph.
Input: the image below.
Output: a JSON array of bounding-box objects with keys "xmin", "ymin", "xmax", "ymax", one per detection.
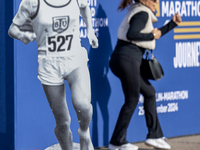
[
  {"xmin": 145, "ymin": 137, "xmax": 171, "ymax": 149},
  {"xmin": 108, "ymin": 143, "xmax": 138, "ymax": 150}
]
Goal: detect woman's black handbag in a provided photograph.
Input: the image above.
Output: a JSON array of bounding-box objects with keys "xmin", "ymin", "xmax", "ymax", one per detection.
[{"xmin": 140, "ymin": 50, "xmax": 164, "ymax": 80}]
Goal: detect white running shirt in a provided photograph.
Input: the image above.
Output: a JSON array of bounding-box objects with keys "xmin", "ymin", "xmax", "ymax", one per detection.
[{"xmin": 13, "ymin": 0, "xmax": 87, "ymax": 57}]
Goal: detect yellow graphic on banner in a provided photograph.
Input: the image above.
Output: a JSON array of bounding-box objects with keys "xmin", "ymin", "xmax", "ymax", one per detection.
[
  {"xmin": 155, "ymin": 0, "xmax": 160, "ymax": 17},
  {"xmin": 174, "ymin": 28, "xmax": 200, "ymax": 33},
  {"xmin": 174, "ymin": 34, "xmax": 200, "ymax": 40},
  {"xmin": 178, "ymin": 22, "xmax": 200, "ymax": 26},
  {"xmin": 174, "ymin": 21, "xmax": 200, "ymax": 40}
]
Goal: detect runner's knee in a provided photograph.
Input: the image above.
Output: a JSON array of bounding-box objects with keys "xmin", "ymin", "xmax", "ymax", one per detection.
[{"xmin": 55, "ymin": 121, "xmax": 71, "ymax": 134}]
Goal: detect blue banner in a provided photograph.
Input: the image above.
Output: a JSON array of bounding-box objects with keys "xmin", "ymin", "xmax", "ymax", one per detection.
[{"xmin": 12, "ymin": 0, "xmax": 200, "ymax": 149}]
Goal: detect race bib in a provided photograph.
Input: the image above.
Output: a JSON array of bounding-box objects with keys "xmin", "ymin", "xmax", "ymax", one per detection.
[{"xmin": 46, "ymin": 34, "xmax": 73, "ymax": 57}]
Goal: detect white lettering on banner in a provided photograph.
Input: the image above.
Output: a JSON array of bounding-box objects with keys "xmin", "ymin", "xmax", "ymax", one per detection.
[
  {"xmin": 174, "ymin": 42, "xmax": 200, "ymax": 68},
  {"xmin": 80, "ymin": 18, "xmax": 108, "ymax": 28},
  {"xmin": 92, "ymin": 18, "xmax": 108, "ymax": 27},
  {"xmin": 79, "ymin": 0, "xmax": 109, "ymax": 38},
  {"xmin": 80, "ymin": 19, "xmax": 86, "ymax": 28},
  {"xmin": 138, "ymin": 90, "xmax": 188, "ymax": 116},
  {"xmin": 162, "ymin": 1, "xmax": 200, "ymax": 17},
  {"xmin": 157, "ymin": 104, "xmax": 168, "ymax": 113},
  {"xmin": 139, "ymin": 102, "xmax": 179, "ymax": 115},
  {"xmin": 87, "ymin": 0, "xmax": 97, "ymax": 7},
  {"xmin": 80, "ymin": 28, "xmax": 99, "ymax": 38},
  {"xmin": 156, "ymin": 90, "xmax": 188, "ymax": 102},
  {"xmin": 91, "ymin": 7, "xmax": 96, "ymax": 17},
  {"xmin": 80, "ymin": 29, "xmax": 87, "ymax": 38},
  {"xmin": 138, "ymin": 106, "xmax": 145, "ymax": 115},
  {"xmin": 138, "ymin": 90, "xmax": 188, "ymax": 103},
  {"xmin": 156, "ymin": 103, "xmax": 178, "ymax": 114},
  {"xmin": 168, "ymin": 102, "xmax": 179, "ymax": 112}
]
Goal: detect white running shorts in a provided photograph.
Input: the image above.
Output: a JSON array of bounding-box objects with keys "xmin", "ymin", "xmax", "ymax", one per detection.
[{"xmin": 37, "ymin": 47, "xmax": 89, "ymax": 85}]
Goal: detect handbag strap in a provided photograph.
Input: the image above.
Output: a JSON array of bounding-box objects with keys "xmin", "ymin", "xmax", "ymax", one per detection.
[{"xmin": 145, "ymin": 50, "xmax": 154, "ymax": 59}]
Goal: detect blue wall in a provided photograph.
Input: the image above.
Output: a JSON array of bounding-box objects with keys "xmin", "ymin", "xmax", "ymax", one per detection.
[
  {"xmin": 2, "ymin": 0, "xmax": 200, "ymax": 149},
  {"xmin": 0, "ymin": 0, "xmax": 14, "ymax": 149}
]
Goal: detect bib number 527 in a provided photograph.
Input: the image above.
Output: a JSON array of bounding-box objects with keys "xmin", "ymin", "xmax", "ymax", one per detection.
[{"xmin": 47, "ymin": 35, "xmax": 73, "ymax": 52}]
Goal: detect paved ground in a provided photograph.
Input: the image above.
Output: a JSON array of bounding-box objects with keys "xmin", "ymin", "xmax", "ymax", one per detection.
[{"xmin": 95, "ymin": 134, "xmax": 200, "ymax": 150}]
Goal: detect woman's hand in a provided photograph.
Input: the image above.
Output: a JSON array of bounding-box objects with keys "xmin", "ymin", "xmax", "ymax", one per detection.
[
  {"xmin": 172, "ymin": 13, "xmax": 182, "ymax": 25},
  {"xmin": 152, "ymin": 28, "xmax": 161, "ymax": 40}
]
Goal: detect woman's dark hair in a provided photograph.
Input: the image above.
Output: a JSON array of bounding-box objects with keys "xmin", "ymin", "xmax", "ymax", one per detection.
[{"xmin": 118, "ymin": 0, "xmax": 140, "ymax": 11}]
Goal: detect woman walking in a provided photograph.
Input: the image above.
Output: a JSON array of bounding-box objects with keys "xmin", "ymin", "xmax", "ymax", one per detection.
[{"xmin": 109, "ymin": 0, "xmax": 181, "ymax": 149}]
